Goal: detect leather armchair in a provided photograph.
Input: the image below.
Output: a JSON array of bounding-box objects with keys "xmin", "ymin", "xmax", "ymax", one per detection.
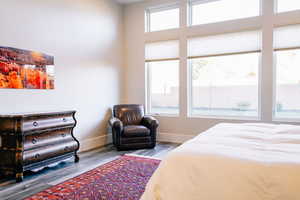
[{"xmin": 109, "ymin": 104, "xmax": 159, "ymax": 151}]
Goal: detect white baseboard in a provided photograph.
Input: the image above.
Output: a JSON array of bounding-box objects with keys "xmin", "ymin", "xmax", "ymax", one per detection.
[
  {"xmin": 157, "ymin": 132, "xmax": 195, "ymax": 144},
  {"xmin": 79, "ymin": 132, "xmax": 194, "ymax": 152},
  {"xmin": 79, "ymin": 134, "xmax": 112, "ymax": 152}
]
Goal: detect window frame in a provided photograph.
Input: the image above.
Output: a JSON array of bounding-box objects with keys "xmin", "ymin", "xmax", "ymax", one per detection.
[
  {"xmin": 186, "ymin": 30, "xmax": 262, "ymax": 120},
  {"xmin": 145, "ymin": 3, "xmax": 180, "ymax": 33},
  {"xmin": 272, "ymin": 23, "xmax": 300, "ymax": 121},
  {"xmin": 188, "ymin": 0, "xmax": 261, "ymax": 27},
  {"xmin": 142, "ymin": 0, "xmax": 300, "ymax": 122},
  {"xmin": 272, "ymin": 48, "xmax": 300, "ymax": 122},
  {"xmin": 145, "ymin": 60, "xmax": 180, "ymax": 117},
  {"xmin": 187, "ymin": 52, "xmax": 262, "ymax": 120}
]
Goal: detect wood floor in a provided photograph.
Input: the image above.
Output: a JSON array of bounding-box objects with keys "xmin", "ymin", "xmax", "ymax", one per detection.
[{"xmin": 0, "ymin": 142, "xmax": 179, "ymax": 200}]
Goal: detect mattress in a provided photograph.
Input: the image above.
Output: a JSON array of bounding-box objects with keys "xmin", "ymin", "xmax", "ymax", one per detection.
[{"xmin": 141, "ymin": 123, "xmax": 300, "ymax": 200}]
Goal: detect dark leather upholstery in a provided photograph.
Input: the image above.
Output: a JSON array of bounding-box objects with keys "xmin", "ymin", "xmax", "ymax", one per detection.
[
  {"xmin": 123, "ymin": 125, "xmax": 150, "ymax": 137},
  {"xmin": 109, "ymin": 104, "xmax": 159, "ymax": 151},
  {"xmin": 113, "ymin": 104, "xmax": 144, "ymax": 126}
]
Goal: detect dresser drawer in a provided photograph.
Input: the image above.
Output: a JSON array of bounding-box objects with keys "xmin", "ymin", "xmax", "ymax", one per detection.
[
  {"xmin": 22, "ymin": 114, "xmax": 75, "ymax": 132},
  {"xmin": 23, "ymin": 141, "xmax": 78, "ymax": 165},
  {"xmin": 24, "ymin": 128, "xmax": 74, "ymax": 151}
]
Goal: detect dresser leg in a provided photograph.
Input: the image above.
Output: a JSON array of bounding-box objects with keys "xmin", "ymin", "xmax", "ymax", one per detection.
[
  {"xmin": 16, "ymin": 172, "xmax": 23, "ymax": 183},
  {"xmin": 74, "ymin": 154, "xmax": 80, "ymax": 163}
]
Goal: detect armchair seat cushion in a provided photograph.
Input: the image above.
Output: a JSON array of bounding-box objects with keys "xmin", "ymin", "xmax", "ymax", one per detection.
[{"xmin": 123, "ymin": 125, "xmax": 150, "ymax": 137}]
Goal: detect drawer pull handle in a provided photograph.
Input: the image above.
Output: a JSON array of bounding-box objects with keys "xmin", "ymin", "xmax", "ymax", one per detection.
[
  {"xmin": 61, "ymin": 133, "xmax": 66, "ymax": 137},
  {"xmin": 34, "ymin": 154, "xmax": 40, "ymax": 159},
  {"xmin": 63, "ymin": 118, "xmax": 67, "ymax": 122},
  {"xmin": 33, "ymin": 121, "xmax": 39, "ymax": 127},
  {"xmin": 32, "ymin": 138, "xmax": 38, "ymax": 144}
]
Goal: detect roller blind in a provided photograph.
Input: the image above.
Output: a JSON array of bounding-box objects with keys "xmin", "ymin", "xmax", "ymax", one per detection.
[
  {"xmin": 188, "ymin": 30, "xmax": 261, "ymax": 58},
  {"xmin": 145, "ymin": 40, "xmax": 179, "ymax": 62},
  {"xmin": 274, "ymin": 24, "xmax": 300, "ymax": 51}
]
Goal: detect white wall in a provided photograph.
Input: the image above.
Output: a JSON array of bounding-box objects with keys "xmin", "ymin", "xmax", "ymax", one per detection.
[
  {"xmin": 124, "ymin": 0, "xmax": 300, "ymax": 139},
  {"xmin": 0, "ymin": 0, "xmax": 124, "ymax": 151}
]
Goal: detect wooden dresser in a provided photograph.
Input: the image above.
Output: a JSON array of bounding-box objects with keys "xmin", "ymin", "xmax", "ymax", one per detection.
[{"xmin": 0, "ymin": 110, "xmax": 80, "ymax": 182}]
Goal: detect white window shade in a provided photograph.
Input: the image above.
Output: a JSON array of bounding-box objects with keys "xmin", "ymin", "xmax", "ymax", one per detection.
[
  {"xmin": 274, "ymin": 24, "xmax": 300, "ymax": 51},
  {"xmin": 277, "ymin": 0, "xmax": 300, "ymax": 13},
  {"xmin": 190, "ymin": 0, "xmax": 260, "ymax": 26},
  {"xmin": 145, "ymin": 40, "xmax": 179, "ymax": 62},
  {"xmin": 188, "ymin": 30, "xmax": 261, "ymax": 58}
]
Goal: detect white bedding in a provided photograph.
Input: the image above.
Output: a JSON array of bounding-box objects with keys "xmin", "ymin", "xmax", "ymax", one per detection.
[{"xmin": 141, "ymin": 123, "xmax": 300, "ymax": 200}]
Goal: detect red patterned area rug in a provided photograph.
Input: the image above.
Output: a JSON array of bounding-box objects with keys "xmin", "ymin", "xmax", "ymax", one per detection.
[{"xmin": 25, "ymin": 155, "xmax": 161, "ymax": 200}]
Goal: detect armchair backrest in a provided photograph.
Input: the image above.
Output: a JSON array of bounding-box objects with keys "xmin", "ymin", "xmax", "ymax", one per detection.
[{"xmin": 113, "ymin": 104, "xmax": 145, "ymax": 126}]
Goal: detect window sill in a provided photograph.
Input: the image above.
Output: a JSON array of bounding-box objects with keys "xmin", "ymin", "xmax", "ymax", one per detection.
[
  {"xmin": 187, "ymin": 15, "xmax": 261, "ymax": 29},
  {"xmin": 145, "ymin": 27, "xmax": 180, "ymax": 34},
  {"xmin": 272, "ymin": 117, "xmax": 300, "ymax": 123},
  {"xmin": 187, "ymin": 114, "xmax": 261, "ymax": 121},
  {"xmin": 147, "ymin": 113, "xmax": 179, "ymax": 118},
  {"xmin": 275, "ymin": 9, "xmax": 300, "ymax": 16}
]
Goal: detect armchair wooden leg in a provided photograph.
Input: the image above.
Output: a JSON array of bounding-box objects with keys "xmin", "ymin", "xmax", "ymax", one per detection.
[
  {"xmin": 16, "ymin": 172, "xmax": 23, "ymax": 183},
  {"xmin": 74, "ymin": 154, "xmax": 80, "ymax": 163}
]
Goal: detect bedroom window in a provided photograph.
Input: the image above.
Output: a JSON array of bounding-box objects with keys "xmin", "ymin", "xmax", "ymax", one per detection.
[
  {"xmin": 188, "ymin": 30, "xmax": 261, "ymax": 118},
  {"xmin": 145, "ymin": 4, "xmax": 180, "ymax": 32},
  {"xmin": 145, "ymin": 40, "xmax": 179, "ymax": 115},
  {"xmin": 276, "ymin": 0, "xmax": 300, "ymax": 13},
  {"xmin": 274, "ymin": 25, "xmax": 300, "ymax": 119},
  {"xmin": 189, "ymin": 0, "xmax": 260, "ymax": 26}
]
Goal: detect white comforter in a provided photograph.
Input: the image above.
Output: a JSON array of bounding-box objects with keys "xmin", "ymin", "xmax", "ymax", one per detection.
[{"xmin": 141, "ymin": 123, "xmax": 300, "ymax": 200}]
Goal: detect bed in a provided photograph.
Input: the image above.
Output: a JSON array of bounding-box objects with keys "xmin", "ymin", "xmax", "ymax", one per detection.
[{"xmin": 141, "ymin": 123, "xmax": 300, "ymax": 200}]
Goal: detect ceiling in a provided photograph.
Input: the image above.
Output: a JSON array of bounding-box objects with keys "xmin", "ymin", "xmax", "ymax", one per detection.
[{"xmin": 115, "ymin": 0, "xmax": 145, "ymax": 4}]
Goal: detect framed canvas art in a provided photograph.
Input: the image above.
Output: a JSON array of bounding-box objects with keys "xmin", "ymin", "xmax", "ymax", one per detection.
[{"xmin": 0, "ymin": 46, "xmax": 54, "ymax": 89}]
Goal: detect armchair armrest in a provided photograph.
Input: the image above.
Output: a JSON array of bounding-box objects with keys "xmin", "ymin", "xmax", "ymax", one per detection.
[
  {"xmin": 142, "ymin": 115, "xmax": 159, "ymax": 129},
  {"xmin": 109, "ymin": 117, "xmax": 123, "ymax": 131}
]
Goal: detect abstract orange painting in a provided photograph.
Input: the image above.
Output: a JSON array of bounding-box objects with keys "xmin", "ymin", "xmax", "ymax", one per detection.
[{"xmin": 0, "ymin": 47, "xmax": 54, "ymax": 89}]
